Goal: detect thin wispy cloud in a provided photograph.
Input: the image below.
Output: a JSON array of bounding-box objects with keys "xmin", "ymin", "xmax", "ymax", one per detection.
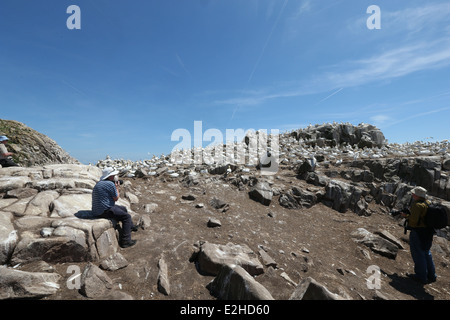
[
  {"xmin": 232, "ymin": 2, "xmax": 450, "ymax": 109},
  {"xmin": 382, "ymin": 2, "xmax": 450, "ymax": 35},
  {"xmin": 349, "ymin": 2, "xmax": 450, "ymax": 35},
  {"xmin": 216, "ymin": 87, "xmax": 309, "ymax": 107},
  {"xmin": 230, "ymin": 0, "xmax": 289, "ymax": 122},
  {"xmin": 216, "ymin": 3, "xmax": 450, "ymax": 111},
  {"xmin": 324, "ymin": 39, "xmax": 450, "ymax": 88},
  {"xmin": 219, "ymin": 38, "xmax": 450, "ymax": 109},
  {"xmin": 247, "ymin": 0, "xmax": 289, "ymax": 83},
  {"xmin": 370, "ymin": 114, "xmax": 392, "ymax": 128},
  {"xmin": 176, "ymin": 53, "xmax": 191, "ymax": 77},
  {"xmin": 382, "ymin": 106, "xmax": 450, "ymax": 128}
]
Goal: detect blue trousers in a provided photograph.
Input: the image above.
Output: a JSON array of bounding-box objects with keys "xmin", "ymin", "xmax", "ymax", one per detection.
[
  {"xmin": 99, "ymin": 205, "xmax": 132, "ymax": 243},
  {"xmin": 409, "ymin": 229, "xmax": 436, "ymax": 282}
]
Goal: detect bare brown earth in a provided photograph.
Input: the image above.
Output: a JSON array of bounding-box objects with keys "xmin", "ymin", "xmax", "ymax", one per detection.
[{"xmin": 44, "ymin": 164, "xmax": 450, "ymax": 301}]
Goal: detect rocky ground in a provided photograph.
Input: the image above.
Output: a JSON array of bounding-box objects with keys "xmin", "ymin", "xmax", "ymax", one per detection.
[
  {"xmin": 1, "ymin": 122, "xmax": 449, "ymax": 302},
  {"xmin": 64, "ymin": 166, "xmax": 450, "ymax": 301},
  {"xmin": 2, "ymin": 161, "xmax": 449, "ymax": 301}
]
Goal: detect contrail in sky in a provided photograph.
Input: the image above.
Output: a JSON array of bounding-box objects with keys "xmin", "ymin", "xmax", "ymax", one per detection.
[
  {"xmin": 231, "ymin": 0, "xmax": 289, "ymax": 122},
  {"xmin": 247, "ymin": 0, "xmax": 289, "ymax": 84},
  {"xmin": 316, "ymin": 88, "xmax": 343, "ymax": 105}
]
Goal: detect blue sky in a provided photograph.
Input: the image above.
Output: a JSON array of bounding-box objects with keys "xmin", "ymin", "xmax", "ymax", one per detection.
[{"xmin": 1, "ymin": 0, "xmax": 450, "ymax": 164}]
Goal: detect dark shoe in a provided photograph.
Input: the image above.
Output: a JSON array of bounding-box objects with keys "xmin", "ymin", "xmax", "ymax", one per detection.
[
  {"xmin": 131, "ymin": 224, "xmax": 139, "ymax": 232},
  {"xmin": 427, "ymin": 276, "xmax": 437, "ymax": 284},
  {"xmin": 120, "ymin": 239, "xmax": 137, "ymax": 248},
  {"xmin": 406, "ymin": 273, "xmax": 427, "ymax": 285}
]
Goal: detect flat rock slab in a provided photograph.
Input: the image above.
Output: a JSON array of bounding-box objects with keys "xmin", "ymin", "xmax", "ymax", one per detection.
[
  {"xmin": 194, "ymin": 242, "xmax": 264, "ymax": 276},
  {"xmin": 351, "ymin": 228, "xmax": 399, "ymax": 259},
  {"xmin": 0, "ymin": 266, "xmax": 61, "ymax": 299}
]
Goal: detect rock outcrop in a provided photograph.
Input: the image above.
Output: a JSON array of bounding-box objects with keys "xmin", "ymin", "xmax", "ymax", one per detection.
[
  {"xmin": 289, "ymin": 122, "xmax": 386, "ymax": 148},
  {"xmin": 0, "ymin": 119, "xmax": 79, "ymax": 166},
  {"xmin": 0, "ymin": 164, "xmax": 138, "ymax": 291}
]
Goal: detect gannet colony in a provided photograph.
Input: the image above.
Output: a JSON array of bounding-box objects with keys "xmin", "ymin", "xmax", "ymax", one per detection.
[{"xmin": 95, "ymin": 122, "xmax": 449, "ymax": 178}]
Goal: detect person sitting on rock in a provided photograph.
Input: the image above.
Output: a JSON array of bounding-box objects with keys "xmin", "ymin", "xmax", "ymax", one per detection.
[
  {"xmin": 0, "ymin": 135, "xmax": 18, "ymax": 167},
  {"xmin": 401, "ymin": 186, "xmax": 437, "ymax": 284},
  {"xmin": 91, "ymin": 167, "xmax": 137, "ymax": 248}
]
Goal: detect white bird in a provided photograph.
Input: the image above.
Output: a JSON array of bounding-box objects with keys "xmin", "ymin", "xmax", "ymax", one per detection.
[{"xmin": 309, "ymin": 155, "xmax": 317, "ymax": 170}]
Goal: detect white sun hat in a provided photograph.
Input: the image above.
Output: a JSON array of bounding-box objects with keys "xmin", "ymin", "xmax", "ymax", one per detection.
[
  {"xmin": 100, "ymin": 167, "xmax": 119, "ymax": 181},
  {"xmin": 411, "ymin": 186, "xmax": 427, "ymax": 199}
]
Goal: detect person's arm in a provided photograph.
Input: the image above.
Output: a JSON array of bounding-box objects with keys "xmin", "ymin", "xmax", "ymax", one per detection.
[
  {"xmin": 0, "ymin": 144, "xmax": 12, "ymax": 157},
  {"xmin": 113, "ymin": 181, "xmax": 120, "ymax": 202}
]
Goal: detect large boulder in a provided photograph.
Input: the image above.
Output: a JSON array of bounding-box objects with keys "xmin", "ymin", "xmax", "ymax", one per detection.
[
  {"xmin": 192, "ymin": 242, "xmax": 264, "ymax": 276},
  {"xmin": 0, "ymin": 266, "xmax": 61, "ymax": 299},
  {"xmin": 208, "ymin": 264, "xmax": 274, "ymax": 300},
  {"xmin": 279, "ymin": 187, "xmax": 318, "ymax": 209},
  {"xmin": 323, "ymin": 180, "xmax": 364, "ymax": 213},
  {"xmin": 80, "ymin": 262, "xmax": 113, "ymax": 298},
  {"xmin": 249, "ymin": 181, "xmax": 273, "ymax": 206}
]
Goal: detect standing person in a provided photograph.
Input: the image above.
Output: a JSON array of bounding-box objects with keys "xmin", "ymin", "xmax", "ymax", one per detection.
[
  {"xmin": 401, "ymin": 187, "xmax": 437, "ymax": 284},
  {"xmin": 0, "ymin": 135, "xmax": 18, "ymax": 167},
  {"xmin": 91, "ymin": 167, "xmax": 137, "ymax": 248}
]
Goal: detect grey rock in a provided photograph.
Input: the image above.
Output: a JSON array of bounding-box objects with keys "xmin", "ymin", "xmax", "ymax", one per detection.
[
  {"xmin": 80, "ymin": 262, "xmax": 113, "ymax": 298},
  {"xmin": 95, "ymin": 228, "xmax": 119, "ymax": 260},
  {"xmin": 374, "ymin": 230, "xmax": 404, "ymax": 249},
  {"xmin": 289, "ymin": 277, "xmax": 344, "ymax": 300},
  {"xmin": 249, "ymin": 181, "xmax": 273, "ymax": 206},
  {"xmin": 259, "ymin": 249, "xmax": 277, "ymax": 268},
  {"xmin": 0, "ymin": 266, "xmax": 61, "ymax": 299},
  {"xmin": 207, "ymin": 217, "xmax": 222, "ymax": 228},
  {"xmin": 323, "ymin": 179, "xmax": 363, "ymax": 213},
  {"xmin": 443, "ymin": 158, "xmax": 450, "ymax": 171},
  {"xmin": 100, "ymin": 252, "xmax": 129, "ymax": 271},
  {"xmin": 194, "ymin": 242, "xmax": 264, "ymax": 276},
  {"xmin": 279, "ymin": 192, "xmax": 301, "ymax": 209},
  {"xmin": 0, "ymin": 211, "xmax": 18, "ymax": 264},
  {"xmin": 208, "ymin": 264, "xmax": 274, "ymax": 300},
  {"xmin": 11, "ymin": 231, "xmax": 90, "ymax": 264},
  {"xmin": 351, "ymin": 228, "xmax": 398, "ymax": 259},
  {"xmin": 50, "ymin": 194, "xmax": 92, "ymax": 218},
  {"xmin": 157, "ymin": 256, "xmax": 170, "ymax": 295},
  {"xmin": 144, "ymin": 203, "xmax": 159, "ymax": 213},
  {"xmin": 209, "ymin": 197, "xmax": 229, "ymax": 211},
  {"xmin": 5, "ymin": 188, "xmax": 38, "ymax": 199},
  {"xmin": 292, "ymin": 186, "xmax": 317, "ymax": 208}
]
